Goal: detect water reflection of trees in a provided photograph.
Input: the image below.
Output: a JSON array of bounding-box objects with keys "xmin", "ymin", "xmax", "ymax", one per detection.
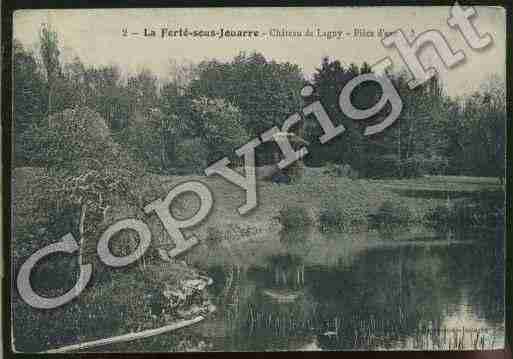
[
  {"xmin": 309, "ymin": 242, "xmax": 504, "ymax": 350},
  {"xmin": 204, "ymin": 232, "xmax": 503, "ymax": 350},
  {"xmin": 267, "ymin": 254, "xmax": 305, "ymax": 289}
]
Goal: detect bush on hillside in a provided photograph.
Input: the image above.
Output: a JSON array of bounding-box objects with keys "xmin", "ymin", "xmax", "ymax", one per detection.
[
  {"xmin": 368, "ymin": 200, "xmax": 412, "ymax": 227},
  {"xmin": 277, "ymin": 205, "xmax": 311, "ymax": 230},
  {"xmin": 319, "ymin": 196, "xmax": 368, "ymax": 232},
  {"xmin": 323, "ymin": 162, "xmax": 359, "ymax": 179},
  {"xmin": 173, "ymin": 138, "xmax": 209, "ymax": 174},
  {"xmin": 426, "ymin": 194, "xmax": 504, "ymax": 228}
]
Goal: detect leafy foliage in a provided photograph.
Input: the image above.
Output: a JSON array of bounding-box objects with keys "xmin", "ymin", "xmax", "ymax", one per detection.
[
  {"xmin": 426, "ymin": 192, "xmax": 504, "ymax": 229},
  {"xmin": 442, "ymin": 77, "xmax": 506, "ymax": 178},
  {"xmin": 319, "ymin": 191, "xmax": 369, "ymax": 232},
  {"xmin": 13, "ymin": 40, "xmax": 47, "ymax": 164},
  {"xmin": 368, "ymin": 200, "xmax": 413, "ymax": 227},
  {"xmin": 173, "ymin": 138, "xmax": 209, "ymax": 174},
  {"xmin": 277, "ymin": 205, "xmax": 311, "ymax": 230},
  {"xmin": 323, "ymin": 162, "xmax": 359, "ymax": 179},
  {"xmin": 188, "ymin": 52, "xmax": 305, "ymax": 164},
  {"xmin": 115, "ymin": 109, "xmax": 164, "ymax": 172},
  {"xmin": 189, "ymin": 97, "xmax": 250, "ymax": 164},
  {"xmin": 14, "ymin": 30, "xmax": 505, "ymax": 179},
  {"xmin": 23, "ymin": 107, "xmax": 142, "ymax": 265}
]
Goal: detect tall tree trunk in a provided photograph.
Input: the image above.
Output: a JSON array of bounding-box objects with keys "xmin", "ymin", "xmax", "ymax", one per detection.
[
  {"xmin": 47, "ymin": 80, "xmax": 52, "ymax": 164},
  {"xmin": 48, "ymin": 82, "xmax": 52, "ymax": 118},
  {"xmin": 160, "ymin": 118, "xmax": 167, "ymax": 170},
  {"xmin": 397, "ymin": 119, "xmax": 401, "ymax": 176},
  {"xmin": 79, "ymin": 203, "xmax": 87, "ymax": 265}
]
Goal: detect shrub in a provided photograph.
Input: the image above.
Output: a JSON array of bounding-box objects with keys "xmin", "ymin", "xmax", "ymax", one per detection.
[
  {"xmin": 426, "ymin": 195, "xmax": 503, "ymax": 228},
  {"xmin": 280, "ymin": 228, "xmax": 309, "ymax": 244},
  {"xmin": 399, "ymin": 155, "xmax": 449, "ymax": 178},
  {"xmin": 205, "ymin": 226, "xmax": 225, "ymax": 246},
  {"xmin": 319, "ymin": 197, "xmax": 367, "ymax": 232},
  {"xmin": 369, "ymin": 200, "xmax": 412, "ymax": 227},
  {"xmin": 277, "ymin": 205, "xmax": 311, "ymax": 230},
  {"xmin": 45, "ymin": 107, "xmax": 137, "ymax": 173},
  {"xmin": 362, "ymin": 154, "xmax": 400, "ymax": 178},
  {"xmin": 362, "ymin": 154, "xmax": 449, "ymax": 179},
  {"xmin": 173, "ymin": 138, "xmax": 209, "ymax": 174},
  {"xmin": 323, "ymin": 162, "xmax": 359, "ymax": 179},
  {"xmin": 190, "ymin": 97, "xmax": 250, "ymax": 164},
  {"xmin": 426, "ymin": 204, "xmax": 453, "ymax": 227}
]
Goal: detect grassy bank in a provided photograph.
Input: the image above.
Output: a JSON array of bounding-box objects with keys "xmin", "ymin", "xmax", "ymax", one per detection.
[
  {"xmin": 156, "ymin": 172, "xmax": 502, "ymax": 240},
  {"xmin": 13, "ymin": 167, "xmax": 503, "ymax": 254},
  {"xmin": 14, "ymin": 167, "xmax": 502, "ymax": 250}
]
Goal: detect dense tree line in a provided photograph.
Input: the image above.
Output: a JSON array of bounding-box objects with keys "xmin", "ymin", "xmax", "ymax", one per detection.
[
  {"xmin": 303, "ymin": 57, "xmax": 505, "ymax": 180},
  {"xmin": 13, "ymin": 26, "xmax": 506, "ymax": 180}
]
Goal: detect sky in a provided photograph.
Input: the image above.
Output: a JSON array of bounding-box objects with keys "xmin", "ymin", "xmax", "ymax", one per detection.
[{"xmin": 13, "ymin": 6, "xmax": 506, "ymax": 97}]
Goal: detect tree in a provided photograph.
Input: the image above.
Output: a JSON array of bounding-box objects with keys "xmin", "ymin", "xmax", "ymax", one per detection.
[
  {"xmin": 167, "ymin": 58, "xmax": 198, "ymax": 95},
  {"xmin": 39, "ymin": 24, "xmax": 61, "ymax": 117},
  {"xmin": 66, "ymin": 61, "xmax": 126, "ymax": 128},
  {"xmin": 126, "ymin": 68, "xmax": 159, "ymax": 118},
  {"xmin": 189, "ymin": 97, "xmax": 249, "ymax": 164},
  {"xmin": 446, "ymin": 76, "xmax": 506, "ymax": 179},
  {"xmin": 305, "ymin": 58, "xmax": 374, "ymax": 170},
  {"xmin": 480, "ymin": 75, "xmax": 506, "ymax": 183},
  {"xmin": 158, "ymin": 81, "xmax": 190, "ymax": 167},
  {"xmin": 114, "ymin": 108, "xmax": 163, "ymax": 172},
  {"xmin": 38, "ymin": 25, "xmax": 88, "ymax": 124},
  {"xmin": 188, "ymin": 52, "xmax": 305, "ymax": 164},
  {"xmin": 42, "ymin": 107, "xmax": 140, "ymax": 264},
  {"xmin": 112, "ymin": 68, "xmax": 163, "ymax": 171},
  {"xmin": 13, "ymin": 39, "xmax": 47, "ymax": 164},
  {"xmin": 387, "ymin": 73, "xmax": 448, "ymax": 177},
  {"xmin": 307, "ymin": 57, "xmax": 449, "ymax": 178}
]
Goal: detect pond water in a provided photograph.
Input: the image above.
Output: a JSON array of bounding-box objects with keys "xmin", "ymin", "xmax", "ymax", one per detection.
[{"xmin": 97, "ymin": 227, "xmax": 505, "ymax": 352}]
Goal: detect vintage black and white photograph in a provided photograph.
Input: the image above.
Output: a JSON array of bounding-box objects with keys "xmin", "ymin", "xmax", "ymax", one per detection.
[{"xmin": 10, "ymin": 6, "xmax": 506, "ymax": 352}]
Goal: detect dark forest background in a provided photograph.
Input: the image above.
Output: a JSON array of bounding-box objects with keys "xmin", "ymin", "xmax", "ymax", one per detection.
[{"xmin": 13, "ymin": 25, "xmax": 506, "ymax": 180}]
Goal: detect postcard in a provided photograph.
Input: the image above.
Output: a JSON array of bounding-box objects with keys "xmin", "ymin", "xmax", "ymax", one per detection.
[{"xmin": 10, "ymin": 6, "xmax": 506, "ymax": 352}]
